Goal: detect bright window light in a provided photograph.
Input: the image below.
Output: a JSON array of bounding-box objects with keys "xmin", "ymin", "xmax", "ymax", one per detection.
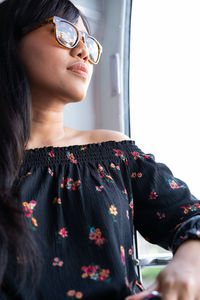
[
  {"xmin": 129, "ymin": 2, "xmax": 200, "ymax": 281},
  {"xmin": 130, "ymin": 0, "xmax": 200, "ymax": 199}
]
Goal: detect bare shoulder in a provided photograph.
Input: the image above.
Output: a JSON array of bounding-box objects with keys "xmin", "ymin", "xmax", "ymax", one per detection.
[
  {"xmin": 62, "ymin": 127, "xmax": 131, "ymax": 146},
  {"xmin": 88, "ymin": 129, "xmax": 131, "ymax": 143}
]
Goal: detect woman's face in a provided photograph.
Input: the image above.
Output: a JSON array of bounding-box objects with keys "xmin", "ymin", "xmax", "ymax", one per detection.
[{"xmin": 18, "ymin": 16, "xmax": 94, "ymax": 104}]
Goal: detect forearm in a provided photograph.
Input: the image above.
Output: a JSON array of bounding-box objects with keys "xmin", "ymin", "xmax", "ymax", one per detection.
[
  {"xmin": 125, "ymin": 239, "xmax": 200, "ymax": 299},
  {"xmin": 173, "ymin": 239, "xmax": 200, "ymax": 265}
]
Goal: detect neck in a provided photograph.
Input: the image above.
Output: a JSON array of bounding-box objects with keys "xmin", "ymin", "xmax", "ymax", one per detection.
[{"xmin": 27, "ymin": 100, "xmax": 66, "ymax": 149}]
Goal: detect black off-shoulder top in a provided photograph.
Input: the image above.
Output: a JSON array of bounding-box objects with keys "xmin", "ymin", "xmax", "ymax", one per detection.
[{"xmin": 1, "ymin": 140, "xmax": 200, "ymax": 300}]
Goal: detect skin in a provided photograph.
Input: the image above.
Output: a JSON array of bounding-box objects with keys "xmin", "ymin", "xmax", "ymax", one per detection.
[
  {"xmin": 125, "ymin": 240, "xmax": 200, "ymax": 300},
  {"xmin": 18, "ymin": 13, "xmax": 200, "ymax": 300},
  {"xmin": 19, "ymin": 16, "xmax": 95, "ymax": 149}
]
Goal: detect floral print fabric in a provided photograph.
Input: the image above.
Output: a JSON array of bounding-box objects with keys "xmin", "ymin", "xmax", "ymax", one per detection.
[{"xmin": 1, "ymin": 140, "xmax": 200, "ymax": 300}]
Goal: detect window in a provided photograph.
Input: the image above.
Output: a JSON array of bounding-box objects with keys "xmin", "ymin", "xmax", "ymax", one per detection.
[{"xmin": 129, "ymin": 0, "xmax": 200, "ymax": 287}]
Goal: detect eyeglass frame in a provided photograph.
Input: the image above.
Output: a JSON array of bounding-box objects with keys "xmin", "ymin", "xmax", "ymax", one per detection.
[{"xmin": 21, "ymin": 16, "xmax": 103, "ymax": 65}]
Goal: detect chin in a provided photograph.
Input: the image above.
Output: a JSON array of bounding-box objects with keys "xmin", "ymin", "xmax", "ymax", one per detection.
[
  {"xmin": 69, "ymin": 89, "xmax": 87, "ymax": 102},
  {"xmin": 62, "ymin": 91, "xmax": 86, "ymax": 103},
  {"xmin": 70, "ymin": 96, "xmax": 85, "ymax": 103},
  {"xmin": 55, "ymin": 83, "xmax": 86, "ymax": 102}
]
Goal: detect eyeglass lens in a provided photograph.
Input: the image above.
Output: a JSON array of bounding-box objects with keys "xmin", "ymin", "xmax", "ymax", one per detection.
[{"xmin": 55, "ymin": 21, "xmax": 99, "ymax": 64}]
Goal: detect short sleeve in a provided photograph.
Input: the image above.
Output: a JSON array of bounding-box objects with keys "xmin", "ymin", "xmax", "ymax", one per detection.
[{"xmin": 128, "ymin": 143, "xmax": 200, "ymax": 253}]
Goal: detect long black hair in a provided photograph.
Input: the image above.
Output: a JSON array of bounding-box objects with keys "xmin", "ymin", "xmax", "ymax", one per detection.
[{"xmin": 0, "ymin": 0, "xmax": 89, "ymax": 296}]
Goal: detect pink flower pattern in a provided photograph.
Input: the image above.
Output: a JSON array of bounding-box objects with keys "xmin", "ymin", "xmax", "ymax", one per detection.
[
  {"xmin": 113, "ymin": 149, "xmax": 128, "ymax": 166},
  {"xmin": 61, "ymin": 177, "xmax": 81, "ymax": 191},
  {"xmin": 81, "ymin": 264, "xmax": 111, "ymax": 282},
  {"xmin": 56, "ymin": 227, "xmax": 69, "ymax": 243},
  {"xmin": 52, "ymin": 257, "xmax": 64, "ymax": 267},
  {"xmin": 22, "ymin": 200, "xmax": 38, "ymax": 231},
  {"xmin": 59, "ymin": 227, "xmax": 68, "ymax": 238},
  {"xmin": 89, "ymin": 227, "xmax": 106, "ymax": 247},
  {"xmin": 97, "ymin": 164, "xmax": 114, "ymax": 183},
  {"xmin": 66, "ymin": 151, "xmax": 77, "ymax": 164},
  {"xmin": 149, "ymin": 191, "xmax": 158, "ymax": 200}
]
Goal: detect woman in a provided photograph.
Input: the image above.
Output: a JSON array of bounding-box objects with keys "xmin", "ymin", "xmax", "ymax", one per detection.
[{"xmin": 0, "ymin": 0, "xmax": 200, "ymax": 299}]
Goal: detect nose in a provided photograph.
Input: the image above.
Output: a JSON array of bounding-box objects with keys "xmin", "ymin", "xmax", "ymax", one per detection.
[{"xmin": 70, "ymin": 36, "xmax": 90, "ymax": 63}]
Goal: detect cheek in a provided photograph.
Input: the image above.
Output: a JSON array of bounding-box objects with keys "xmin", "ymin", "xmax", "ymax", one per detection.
[{"xmin": 19, "ymin": 36, "xmax": 67, "ymax": 86}]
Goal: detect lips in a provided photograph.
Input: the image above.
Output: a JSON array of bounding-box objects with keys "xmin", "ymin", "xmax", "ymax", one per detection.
[{"xmin": 67, "ymin": 62, "xmax": 89, "ymax": 78}]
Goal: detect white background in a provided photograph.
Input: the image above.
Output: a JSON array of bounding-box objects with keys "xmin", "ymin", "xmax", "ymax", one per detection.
[{"xmin": 130, "ymin": 0, "xmax": 200, "ymax": 199}]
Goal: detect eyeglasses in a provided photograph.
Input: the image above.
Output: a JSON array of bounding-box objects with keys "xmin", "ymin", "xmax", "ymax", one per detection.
[{"xmin": 22, "ymin": 16, "xmax": 103, "ymax": 65}]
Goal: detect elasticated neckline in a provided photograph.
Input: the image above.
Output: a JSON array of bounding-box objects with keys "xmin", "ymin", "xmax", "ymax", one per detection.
[{"xmin": 22, "ymin": 139, "xmax": 136, "ymax": 166}]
